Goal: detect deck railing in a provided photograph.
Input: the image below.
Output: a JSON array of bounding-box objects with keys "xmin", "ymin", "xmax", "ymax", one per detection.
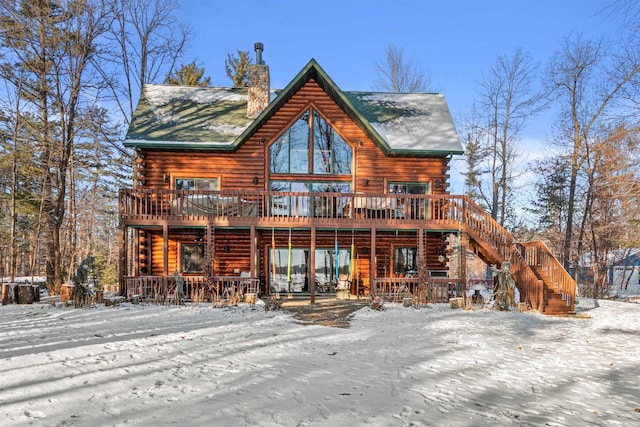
[
  {"xmin": 372, "ymin": 277, "xmax": 463, "ymax": 303},
  {"xmin": 119, "ymin": 188, "xmax": 575, "ymax": 311},
  {"xmin": 122, "ymin": 275, "xmax": 259, "ymax": 304},
  {"xmin": 119, "ymin": 189, "xmax": 470, "ymax": 226},
  {"xmin": 510, "ymin": 247, "xmax": 545, "ymax": 311},
  {"xmin": 459, "ymin": 197, "xmax": 514, "ymax": 261}
]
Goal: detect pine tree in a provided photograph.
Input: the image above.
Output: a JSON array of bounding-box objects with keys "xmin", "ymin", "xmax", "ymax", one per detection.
[
  {"xmin": 165, "ymin": 61, "xmax": 211, "ymax": 86},
  {"xmin": 225, "ymin": 50, "xmax": 252, "ymax": 87},
  {"xmin": 0, "ymin": 0, "xmax": 112, "ymax": 292}
]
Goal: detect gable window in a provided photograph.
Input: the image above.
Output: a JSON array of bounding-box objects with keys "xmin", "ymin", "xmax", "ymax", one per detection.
[
  {"xmin": 175, "ymin": 178, "xmax": 219, "ymax": 191},
  {"xmin": 313, "ymin": 111, "xmax": 351, "ymax": 174},
  {"xmin": 269, "ymin": 108, "xmax": 352, "ymax": 175},
  {"xmin": 182, "ymin": 244, "xmax": 204, "ymax": 273}
]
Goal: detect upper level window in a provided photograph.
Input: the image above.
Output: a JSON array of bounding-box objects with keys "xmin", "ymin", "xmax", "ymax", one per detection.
[
  {"xmin": 389, "ymin": 182, "xmax": 430, "ymax": 219},
  {"xmin": 269, "ymin": 108, "xmax": 352, "ymax": 175},
  {"xmin": 175, "ymin": 178, "xmax": 219, "ymax": 191},
  {"xmin": 388, "ymin": 182, "xmax": 429, "ymax": 195},
  {"xmin": 313, "ymin": 111, "xmax": 351, "ymax": 174}
]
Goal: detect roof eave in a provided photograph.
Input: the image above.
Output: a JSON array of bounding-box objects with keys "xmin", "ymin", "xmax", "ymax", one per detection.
[
  {"xmin": 234, "ymin": 59, "xmax": 393, "ymax": 153},
  {"xmin": 387, "ymin": 148, "xmax": 464, "ymax": 157},
  {"xmin": 123, "ymin": 139, "xmax": 236, "ymax": 151}
]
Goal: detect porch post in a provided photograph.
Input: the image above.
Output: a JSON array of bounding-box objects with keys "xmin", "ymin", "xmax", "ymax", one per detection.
[
  {"xmin": 370, "ymin": 227, "xmax": 376, "ymax": 292},
  {"xmin": 460, "ymin": 231, "xmax": 468, "ymax": 299},
  {"xmin": 310, "ymin": 227, "xmax": 316, "ymax": 304},
  {"xmin": 418, "ymin": 227, "xmax": 424, "ymax": 271},
  {"xmin": 133, "ymin": 229, "xmax": 140, "ymax": 276},
  {"xmin": 250, "ymin": 226, "xmax": 256, "ymax": 278},
  {"xmin": 118, "ymin": 222, "xmax": 127, "ymax": 296},
  {"xmin": 163, "ymin": 224, "xmax": 169, "ymax": 276},
  {"xmin": 206, "ymin": 225, "xmax": 213, "ymax": 276}
]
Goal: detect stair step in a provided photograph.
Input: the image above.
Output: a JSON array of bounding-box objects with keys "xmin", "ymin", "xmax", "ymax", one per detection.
[
  {"xmin": 545, "ymin": 299, "xmax": 570, "ymax": 307},
  {"xmin": 544, "ymin": 308, "xmax": 573, "ymax": 315}
]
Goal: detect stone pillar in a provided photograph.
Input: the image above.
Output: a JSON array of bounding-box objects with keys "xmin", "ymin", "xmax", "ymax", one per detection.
[{"xmin": 247, "ymin": 43, "xmax": 270, "ymax": 119}]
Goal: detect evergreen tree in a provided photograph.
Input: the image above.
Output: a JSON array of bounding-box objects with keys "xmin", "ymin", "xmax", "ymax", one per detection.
[
  {"xmin": 165, "ymin": 61, "xmax": 211, "ymax": 86},
  {"xmin": 225, "ymin": 50, "xmax": 252, "ymax": 87},
  {"xmin": 0, "ymin": 0, "xmax": 112, "ymax": 292}
]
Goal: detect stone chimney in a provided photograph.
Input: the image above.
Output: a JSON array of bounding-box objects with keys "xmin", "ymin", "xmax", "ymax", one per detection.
[{"xmin": 247, "ymin": 42, "xmax": 270, "ymax": 119}]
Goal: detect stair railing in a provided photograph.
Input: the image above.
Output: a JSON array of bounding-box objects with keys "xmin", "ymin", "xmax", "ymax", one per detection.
[
  {"xmin": 459, "ymin": 197, "xmax": 514, "ymax": 261},
  {"xmin": 509, "ymin": 245, "xmax": 545, "ymax": 311},
  {"xmin": 518, "ymin": 241, "xmax": 576, "ymax": 311},
  {"xmin": 454, "ymin": 197, "xmax": 564, "ymax": 312}
]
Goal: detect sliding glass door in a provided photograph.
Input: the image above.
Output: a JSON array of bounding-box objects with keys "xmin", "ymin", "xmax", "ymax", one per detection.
[{"xmin": 268, "ymin": 247, "xmax": 352, "ymax": 294}]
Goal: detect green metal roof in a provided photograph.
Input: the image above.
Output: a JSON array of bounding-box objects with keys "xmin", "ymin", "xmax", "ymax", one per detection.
[
  {"xmin": 125, "ymin": 86, "xmax": 252, "ymax": 148},
  {"xmin": 124, "ymin": 60, "xmax": 463, "ymax": 155}
]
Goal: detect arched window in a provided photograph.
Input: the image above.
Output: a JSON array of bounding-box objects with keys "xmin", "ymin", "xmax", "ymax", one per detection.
[{"xmin": 269, "ymin": 108, "xmax": 352, "ymax": 176}]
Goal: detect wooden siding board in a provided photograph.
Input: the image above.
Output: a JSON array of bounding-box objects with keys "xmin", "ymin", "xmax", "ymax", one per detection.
[{"xmin": 135, "ymin": 79, "xmax": 451, "ymax": 197}]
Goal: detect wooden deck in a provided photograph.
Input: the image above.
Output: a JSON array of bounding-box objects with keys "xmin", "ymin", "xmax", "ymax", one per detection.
[
  {"xmin": 119, "ymin": 189, "xmax": 576, "ymax": 314},
  {"xmin": 120, "ymin": 189, "xmax": 486, "ymax": 232}
]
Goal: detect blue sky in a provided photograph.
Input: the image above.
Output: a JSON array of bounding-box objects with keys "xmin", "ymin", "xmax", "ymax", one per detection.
[
  {"xmin": 177, "ymin": 0, "xmax": 622, "ymax": 193},
  {"xmin": 178, "ymin": 0, "xmax": 618, "ymax": 118}
]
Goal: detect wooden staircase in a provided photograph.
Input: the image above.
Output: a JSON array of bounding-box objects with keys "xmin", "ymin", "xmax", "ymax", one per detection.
[
  {"xmin": 457, "ymin": 198, "xmax": 576, "ymax": 315},
  {"xmin": 518, "ymin": 242, "xmax": 576, "ymax": 315}
]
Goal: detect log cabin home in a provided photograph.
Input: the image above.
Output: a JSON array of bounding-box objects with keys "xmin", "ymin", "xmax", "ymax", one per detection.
[{"xmin": 119, "ymin": 43, "xmax": 575, "ymax": 314}]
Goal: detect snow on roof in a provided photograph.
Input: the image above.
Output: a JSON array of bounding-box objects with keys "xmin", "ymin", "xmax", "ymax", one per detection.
[
  {"xmin": 579, "ymin": 248, "xmax": 640, "ymax": 267},
  {"xmin": 344, "ymin": 92, "xmax": 462, "ymax": 153},
  {"xmin": 1, "ymin": 276, "xmax": 46, "ymax": 283},
  {"xmin": 125, "ymin": 83, "xmax": 462, "ymax": 155},
  {"xmin": 144, "ymin": 84, "xmax": 247, "ymax": 105},
  {"xmin": 125, "ymin": 84, "xmax": 254, "ymax": 144}
]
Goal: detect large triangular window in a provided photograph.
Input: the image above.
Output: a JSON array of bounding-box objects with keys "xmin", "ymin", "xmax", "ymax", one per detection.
[{"xmin": 269, "ymin": 109, "xmax": 352, "ymax": 175}]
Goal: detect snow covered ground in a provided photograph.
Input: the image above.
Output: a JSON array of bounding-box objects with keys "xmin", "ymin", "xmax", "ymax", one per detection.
[{"xmin": 1, "ymin": 298, "xmax": 639, "ymax": 426}]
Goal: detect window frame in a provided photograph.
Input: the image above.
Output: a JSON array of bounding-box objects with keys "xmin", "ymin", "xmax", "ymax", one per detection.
[
  {"xmin": 393, "ymin": 246, "xmax": 418, "ymax": 276},
  {"xmin": 268, "ymin": 106, "xmax": 353, "ymax": 177},
  {"xmin": 181, "ymin": 243, "xmax": 205, "ymax": 274},
  {"xmin": 174, "ymin": 177, "xmax": 220, "ymax": 191}
]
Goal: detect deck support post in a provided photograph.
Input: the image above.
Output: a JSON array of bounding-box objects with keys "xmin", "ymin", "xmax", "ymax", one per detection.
[
  {"xmin": 206, "ymin": 224, "xmax": 213, "ymax": 276},
  {"xmin": 460, "ymin": 231, "xmax": 468, "ymax": 298},
  {"xmin": 418, "ymin": 227, "xmax": 425, "ymax": 272},
  {"xmin": 133, "ymin": 229, "xmax": 140, "ymax": 277},
  {"xmin": 118, "ymin": 222, "xmax": 127, "ymax": 296},
  {"xmin": 370, "ymin": 227, "xmax": 377, "ymax": 291},
  {"xmin": 310, "ymin": 227, "xmax": 316, "ymax": 304},
  {"xmin": 163, "ymin": 224, "xmax": 169, "ymax": 276},
  {"xmin": 250, "ymin": 226, "xmax": 257, "ymax": 279}
]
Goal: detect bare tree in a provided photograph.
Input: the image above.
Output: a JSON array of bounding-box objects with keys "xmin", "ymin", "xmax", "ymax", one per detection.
[
  {"xmin": 471, "ymin": 48, "xmax": 541, "ymax": 226},
  {"xmin": 0, "ymin": 0, "xmax": 190, "ymax": 289},
  {"xmin": 374, "ymin": 45, "xmax": 436, "ymax": 93},
  {"xmin": 0, "ymin": 0, "xmax": 114, "ymax": 292},
  {"xmin": 582, "ymin": 125, "xmax": 639, "ymax": 296},
  {"xmin": 0, "ymin": 75, "xmax": 25, "ymax": 281},
  {"xmin": 545, "ymin": 34, "xmax": 640, "ymax": 271},
  {"xmin": 457, "ymin": 105, "xmax": 488, "ymax": 201},
  {"xmin": 100, "ymin": 0, "xmax": 190, "ymax": 124}
]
